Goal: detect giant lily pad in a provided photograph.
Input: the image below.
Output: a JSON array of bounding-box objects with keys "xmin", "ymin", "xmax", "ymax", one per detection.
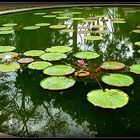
[
  {"xmin": 56, "ymin": 16, "xmax": 71, "ymax": 20},
  {"xmin": 134, "ymin": 41, "xmax": 140, "ymax": 46},
  {"xmin": 101, "ymin": 73, "xmax": 134, "ymax": 87},
  {"xmin": 40, "ymin": 76, "xmax": 76, "ymax": 90},
  {"xmin": 129, "ymin": 64, "xmax": 140, "ymax": 74},
  {"xmin": 61, "ymin": 28, "xmax": 74, "ymax": 32},
  {"xmin": 23, "ymin": 50, "xmax": 45, "ymax": 57},
  {"xmin": 74, "ymin": 51, "xmax": 100, "ymax": 59},
  {"xmin": 92, "ymin": 25, "xmax": 106, "ymax": 28},
  {"xmin": 113, "ymin": 18, "xmax": 125, "ymax": 21},
  {"xmin": 84, "ymin": 35, "xmax": 103, "ymax": 41},
  {"xmin": 18, "ymin": 58, "xmax": 34, "ymax": 64},
  {"xmin": 0, "ymin": 52, "xmax": 18, "ymax": 59},
  {"xmin": 43, "ymin": 15, "xmax": 56, "ymax": 18},
  {"xmin": 132, "ymin": 30, "xmax": 140, "ymax": 33},
  {"xmin": 138, "ymin": 50, "xmax": 140, "ymax": 53},
  {"xmin": 0, "ymin": 46, "xmax": 16, "ymax": 52},
  {"xmin": 34, "ymin": 13, "xmax": 46, "ymax": 15},
  {"xmin": 51, "ymin": 11, "xmax": 64, "ymax": 14},
  {"xmin": 35, "ymin": 23, "xmax": 51, "ymax": 27},
  {"xmin": 23, "ymin": 26, "xmax": 40, "ymax": 30},
  {"xmin": 40, "ymin": 53, "xmax": 67, "ymax": 61},
  {"xmin": 100, "ymin": 61, "xmax": 125, "ymax": 70},
  {"xmin": 87, "ymin": 89, "xmax": 129, "ymax": 109},
  {"xmin": 70, "ymin": 12, "xmax": 81, "ymax": 15},
  {"xmin": 49, "ymin": 24, "xmax": 66, "ymax": 29},
  {"xmin": 71, "ymin": 17, "xmax": 85, "ymax": 21},
  {"xmin": 43, "ymin": 65, "xmax": 75, "ymax": 76},
  {"xmin": 113, "ymin": 20, "xmax": 126, "ymax": 23},
  {"xmin": 0, "ymin": 62, "xmax": 20, "ymax": 72},
  {"xmin": 2, "ymin": 23, "xmax": 17, "ymax": 27},
  {"xmin": 46, "ymin": 46, "xmax": 72, "ymax": 53},
  {"xmin": 0, "ymin": 27, "xmax": 13, "ymax": 31},
  {"xmin": 0, "ymin": 30, "xmax": 14, "ymax": 34},
  {"xmin": 28, "ymin": 61, "xmax": 52, "ymax": 70}
]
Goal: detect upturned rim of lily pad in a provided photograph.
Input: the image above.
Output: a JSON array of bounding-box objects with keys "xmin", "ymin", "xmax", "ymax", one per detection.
[
  {"xmin": 74, "ymin": 51, "xmax": 100, "ymax": 59},
  {"xmin": 43, "ymin": 15, "xmax": 56, "ymax": 18},
  {"xmin": 34, "ymin": 12, "xmax": 46, "ymax": 15},
  {"xmin": 17, "ymin": 58, "xmax": 34, "ymax": 64},
  {"xmin": 2, "ymin": 23, "xmax": 17, "ymax": 27},
  {"xmin": 0, "ymin": 27, "xmax": 13, "ymax": 31},
  {"xmin": 43, "ymin": 65, "xmax": 75, "ymax": 76},
  {"xmin": 0, "ymin": 46, "xmax": 16, "ymax": 52},
  {"xmin": 84, "ymin": 35, "xmax": 104, "ymax": 41},
  {"xmin": 74, "ymin": 70, "xmax": 90, "ymax": 78},
  {"xmin": 100, "ymin": 61, "xmax": 125, "ymax": 70},
  {"xmin": 39, "ymin": 52, "xmax": 67, "ymax": 61},
  {"xmin": 132, "ymin": 29, "xmax": 140, "ymax": 33},
  {"xmin": 101, "ymin": 73, "xmax": 134, "ymax": 87},
  {"xmin": 0, "ymin": 62, "xmax": 20, "ymax": 72},
  {"xmin": 45, "ymin": 46, "xmax": 72, "ymax": 53},
  {"xmin": 113, "ymin": 20, "xmax": 126, "ymax": 24},
  {"xmin": 28, "ymin": 61, "xmax": 52, "ymax": 70},
  {"xmin": 35, "ymin": 23, "xmax": 51, "ymax": 27},
  {"xmin": 23, "ymin": 50, "xmax": 45, "ymax": 57},
  {"xmin": 129, "ymin": 64, "xmax": 140, "ymax": 74},
  {"xmin": 40, "ymin": 76, "xmax": 76, "ymax": 90},
  {"xmin": 71, "ymin": 17, "xmax": 85, "ymax": 21},
  {"xmin": 49, "ymin": 24, "xmax": 66, "ymax": 29},
  {"xmin": 61, "ymin": 28, "xmax": 74, "ymax": 32},
  {"xmin": 0, "ymin": 52, "xmax": 18, "ymax": 58},
  {"xmin": 134, "ymin": 41, "xmax": 140, "ymax": 46},
  {"xmin": 56, "ymin": 16, "xmax": 71, "ymax": 20},
  {"xmin": 0, "ymin": 30, "xmax": 14, "ymax": 34},
  {"xmin": 23, "ymin": 26, "xmax": 40, "ymax": 30},
  {"xmin": 87, "ymin": 88, "xmax": 129, "ymax": 109}
]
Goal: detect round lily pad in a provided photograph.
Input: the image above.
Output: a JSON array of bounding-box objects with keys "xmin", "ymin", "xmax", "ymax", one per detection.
[
  {"xmin": 138, "ymin": 50, "xmax": 140, "ymax": 53},
  {"xmin": 43, "ymin": 65, "xmax": 75, "ymax": 76},
  {"xmin": 100, "ymin": 61, "xmax": 125, "ymax": 70},
  {"xmin": 43, "ymin": 15, "xmax": 56, "ymax": 18},
  {"xmin": 0, "ymin": 62, "xmax": 20, "ymax": 72},
  {"xmin": 74, "ymin": 51, "xmax": 100, "ymax": 59},
  {"xmin": 35, "ymin": 23, "xmax": 51, "ymax": 27},
  {"xmin": 2, "ymin": 23, "xmax": 17, "ymax": 27},
  {"xmin": 28, "ymin": 61, "xmax": 52, "ymax": 70},
  {"xmin": 113, "ymin": 18, "xmax": 125, "ymax": 21},
  {"xmin": 113, "ymin": 20, "xmax": 126, "ymax": 23},
  {"xmin": 51, "ymin": 11, "xmax": 64, "ymax": 14},
  {"xmin": 84, "ymin": 35, "xmax": 103, "ymax": 41},
  {"xmin": 40, "ymin": 76, "xmax": 76, "ymax": 90},
  {"xmin": 129, "ymin": 64, "xmax": 140, "ymax": 74},
  {"xmin": 23, "ymin": 50, "xmax": 45, "ymax": 57},
  {"xmin": 34, "ymin": 13, "xmax": 46, "ymax": 15},
  {"xmin": 87, "ymin": 89, "xmax": 129, "ymax": 109},
  {"xmin": 61, "ymin": 28, "xmax": 74, "ymax": 32},
  {"xmin": 0, "ymin": 46, "xmax": 16, "ymax": 52},
  {"xmin": 83, "ymin": 19, "xmax": 96, "ymax": 23},
  {"xmin": 92, "ymin": 25, "xmax": 106, "ymax": 28},
  {"xmin": 49, "ymin": 24, "xmax": 66, "ymax": 29},
  {"xmin": 70, "ymin": 12, "xmax": 81, "ymax": 15},
  {"xmin": 56, "ymin": 16, "xmax": 70, "ymax": 20},
  {"xmin": 0, "ymin": 27, "xmax": 13, "ymax": 31},
  {"xmin": 40, "ymin": 52, "xmax": 67, "ymax": 61},
  {"xmin": 18, "ymin": 58, "xmax": 34, "ymax": 64},
  {"xmin": 134, "ymin": 41, "xmax": 140, "ymax": 46},
  {"xmin": 0, "ymin": 52, "xmax": 18, "ymax": 59},
  {"xmin": 101, "ymin": 73, "xmax": 134, "ymax": 87},
  {"xmin": 71, "ymin": 17, "xmax": 85, "ymax": 21},
  {"xmin": 132, "ymin": 30, "xmax": 140, "ymax": 33},
  {"xmin": 0, "ymin": 30, "xmax": 14, "ymax": 34},
  {"xmin": 23, "ymin": 26, "xmax": 40, "ymax": 30},
  {"xmin": 95, "ymin": 15, "xmax": 106, "ymax": 18},
  {"xmin": 46, "ymin": 46, "xmax": 72, "ymax": 53}
]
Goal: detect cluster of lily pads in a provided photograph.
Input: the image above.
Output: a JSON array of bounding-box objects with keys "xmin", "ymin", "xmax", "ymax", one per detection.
[{"xmin": 0, "ymin": 8, "xmax": 140, "ymax": 110}]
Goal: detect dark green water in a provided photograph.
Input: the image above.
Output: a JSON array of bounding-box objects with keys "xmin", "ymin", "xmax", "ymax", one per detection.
[{"xmin": 0, "ymin": 6, "xmax": 140, "ymax": 137}]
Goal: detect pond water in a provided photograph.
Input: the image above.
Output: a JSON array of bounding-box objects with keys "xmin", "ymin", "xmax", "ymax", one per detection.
[{"xmin": 0, "ymin": 6, "xmax": 140, "ymax": 137}]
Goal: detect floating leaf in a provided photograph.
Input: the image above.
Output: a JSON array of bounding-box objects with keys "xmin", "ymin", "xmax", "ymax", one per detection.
[
  {"xmin": 101, "ymin": 73, "xmax": 134, "ymax": 87},
  {"xmin": 35, "ymin": 23, "xmax": 51, "ymax": 27},
  {"xmin": 87, "ymin": 89, "xmax": 129, "ymax": 109},
  {"xmin": 28, "ymin": 61, "xmax": 52, "ymax": 70},
  {"xmin": 71, "ymin": 17, "xmax": 85, "ymax": 21},
  {"xmin": 77, "ymin": 26, "xmax": 89, "ymax": 29},
  {"xmin": 23, "ymin": 50, "xmax": 45, "ymax": 57},
  {"xmin": 77, "ymin": 30, "xmax": 92, "ymax": 34},
  {"xmin": 129, "ymin": 64, "xmax": 140, "ymax": 74},
  {"xmin": 134, "ymin": 41, "xmax": 140, "ymax": 46},
  {"xmin": 92, "ymin": 25, "xmax": 106, "ymax": 28},
  {"xmin": 95, "ymin": 15, "xmax": 106, "ymax": 18},
  {"xmin": 82, "ymin": 19, "xmax": 96, "ymax": 23},
  {"xmin": 49, "ymin": 24, "xmax": 66, "ymax": 29},
  {"xmin": 70, "ymin": 12, "xmax": 81, "ymax": 15},
  {"xmin": 34, "ymin": 13, "xmax": 46, "ymax": 15},
  {"xmin": 56, "ymin": 16, "xmax": 70, "ymax": 20},
  {"xmin": 74, "ymin": 70, "xmax": 90, "ymax": 78},
  {"xmin": 43, "ymin": 15, "xmax": 56, "ymax": 18},
  {"xmin": 43, "ymin": 65, "xmax": 75, "ymax": 76},
  {"xmin": 0, "ymin": 27, "xmax": 13, "ymax": 31},
  {"xmin": 138, "ymin": 50, "xmax": 140, "ymax": 53},
  {"xmin": 40, "ymin": 76, "xmax": 76, "ymax": 90},
  {"xmin": 113, "ymin": 20, "xmax": 126, "ymax": 23},
  {"xmin": 40, "ymin": 52, "xmax": 67, "ymax": 61},
  {"xmin": 0, "ymin": 52, "xmax": 18, "ymax": 58},
  {"xmin": 113, "ymin": 18, "xmax": 125, "ymax": 21},
  {"xmin": 132, "ymin": 30, "xmax": 140, "ymax": 33},
  {"xmin": 100, "ymin": 61, "xmax": 125, "ymax": 70},
  {"xmin": 46, "ymin": 46, "xmax": 72, "ymax": 53},
  {"xmin": 18, "ymin": 58, "xmax": 34, "ymax": 64},
  {"xmin": 0, "ymin": 46, "xmax": 16, "ymax": 52},
  {"xmin": 74, "ymin": 51, "xmax": 100, "ymax": 59},
  {"xmin": 23, "ymin": 26, "xmax": 40, "ymax": 30},
  {"xmin": 61, "ymin": 28, "xmax": 74, "ymax": 32},
  {"xmin": 95, "ymin": 30, "xmax": 110, "ymax": 34},
  {"xmin": 51, "ymin": 11, "xmax": 64, "ymax": 14},
  {"xmin": 84, "ymin": 35, "xmax": 103, "ymax": 41},
  {"xmin": 2, "ymin": 23, "xmax": 17, "ymax": 27},
  {"xmin": 0, "ymin": 30, "xmax": 14, "ymax": 34},
  {"xmin": 0, "ymin": 62, "xmax": 20, "ymax": 72}
]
